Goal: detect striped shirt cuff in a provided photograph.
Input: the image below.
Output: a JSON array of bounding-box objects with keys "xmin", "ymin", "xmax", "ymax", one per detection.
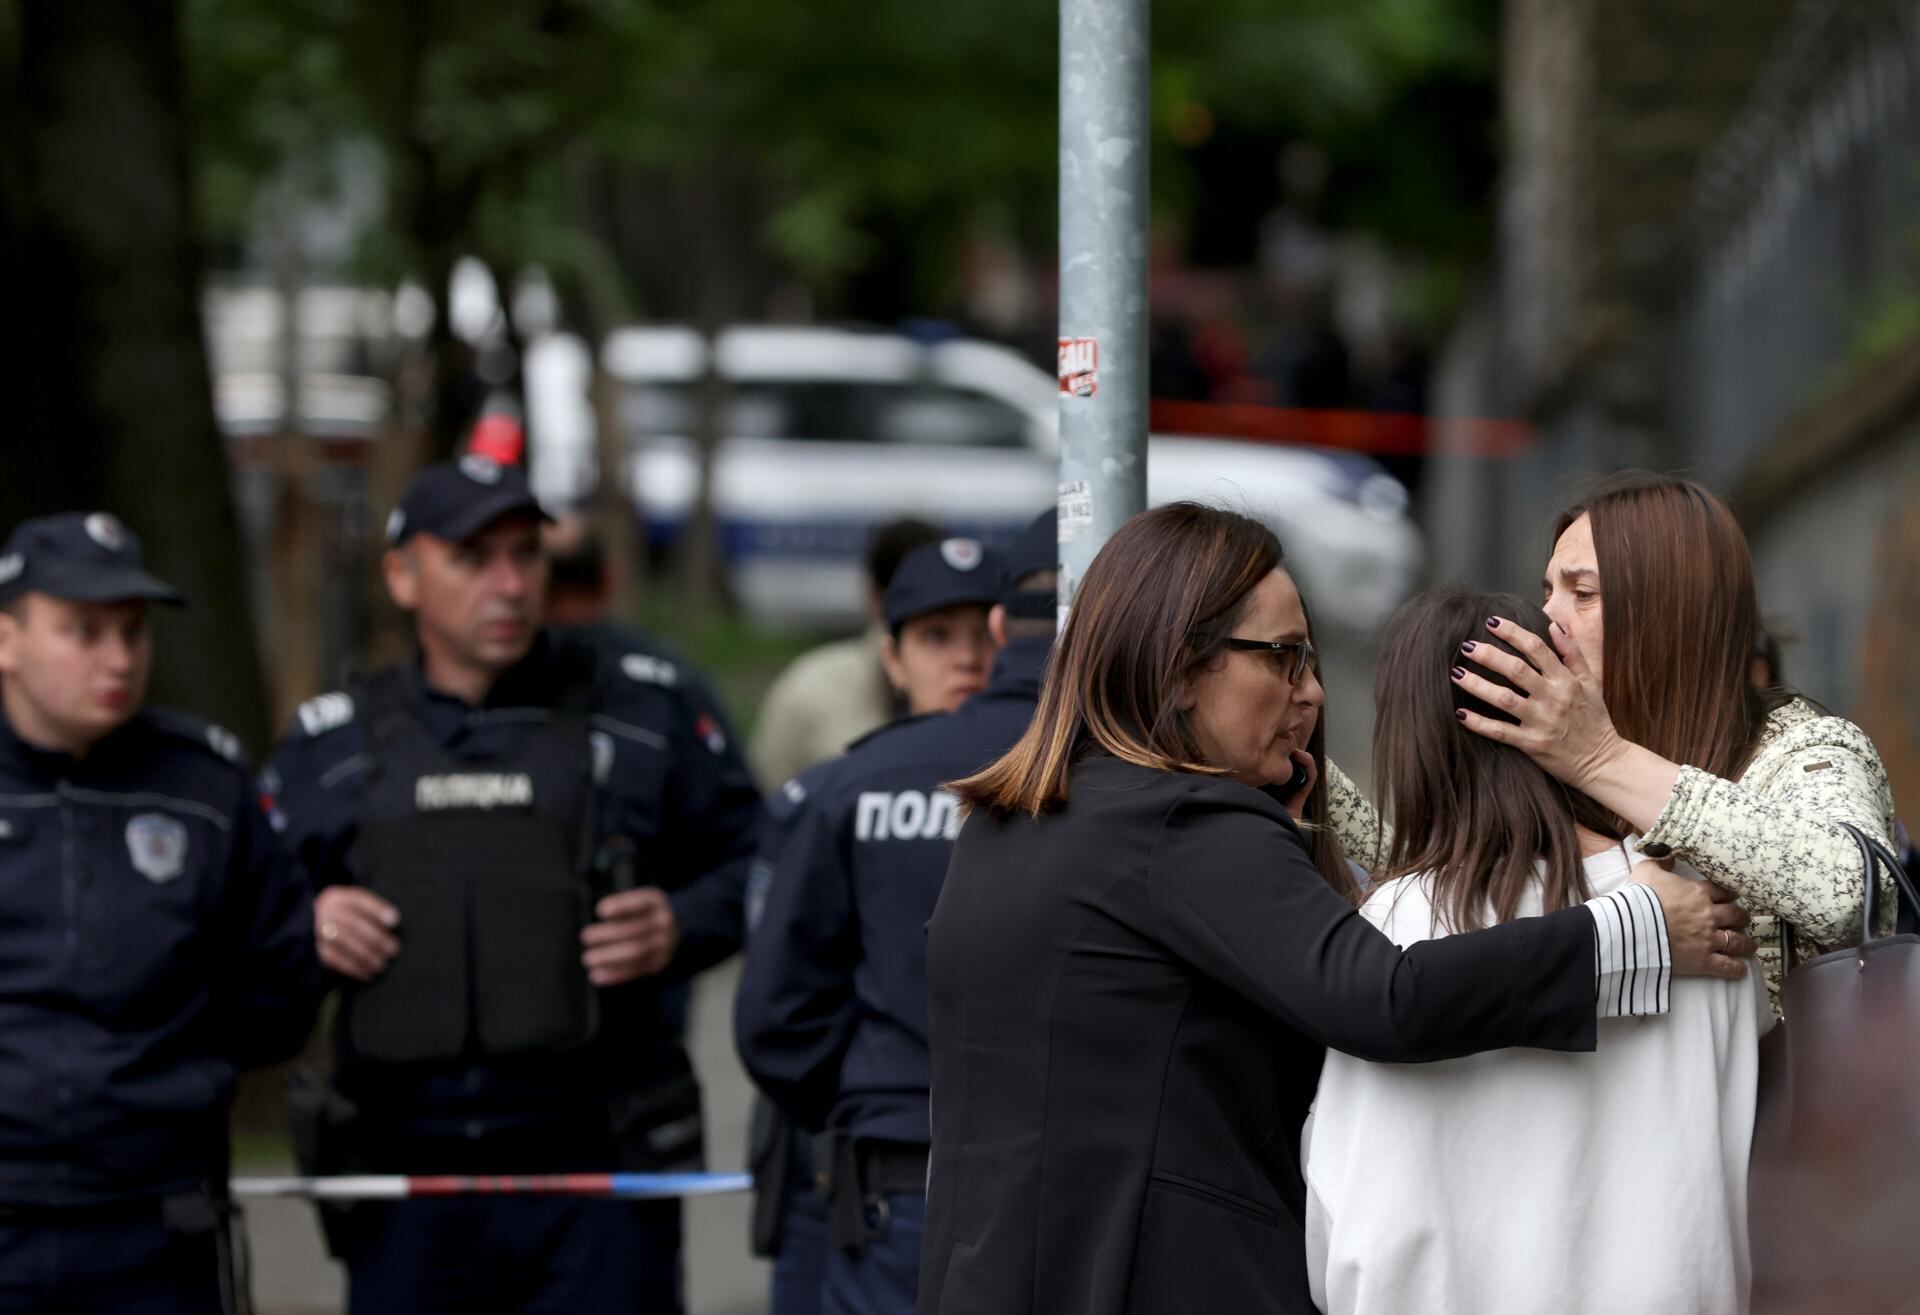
[{"xmin": 1586, "ymin": 884, "xmax": 1672, "ymax": 1018}]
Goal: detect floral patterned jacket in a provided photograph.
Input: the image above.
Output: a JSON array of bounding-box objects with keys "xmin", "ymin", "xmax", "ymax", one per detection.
[{"xmin": 1326, "ymin": 698, "xmax": 1898, "ymax": 1003}]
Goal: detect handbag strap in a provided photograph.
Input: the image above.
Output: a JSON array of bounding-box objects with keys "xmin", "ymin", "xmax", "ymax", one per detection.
[{"xmin": 1778, "ymin": 823, "xmax": 1918, "ymax": 980}]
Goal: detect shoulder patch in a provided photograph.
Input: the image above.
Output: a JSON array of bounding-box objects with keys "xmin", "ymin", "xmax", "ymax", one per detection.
[
  {"xmin": 297, "ymin": 692, "xmax": 355, "ymax": 737},
  {"xmin": 620, "ymin": 653, "xmax": 680, "ymax": 688},
  {"xmin": 205, "ymin": 724, "xmax": 246, "ymax": 765}
]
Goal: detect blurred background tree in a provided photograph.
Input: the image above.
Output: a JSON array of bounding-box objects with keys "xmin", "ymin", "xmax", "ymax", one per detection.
[
  {"xmin": 0, "ymin": 0, "xmax": 272, "ymax": 744},
  {"xmin": 0, "ymin": 0, "xmax": 1502, "ymax": 739}
]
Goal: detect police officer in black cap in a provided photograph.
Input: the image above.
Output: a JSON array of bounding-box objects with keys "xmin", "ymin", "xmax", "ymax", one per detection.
[
  {"xmin": 739, "ymin": 535, "xmax": 1002, "ymax": 1315},
  {"xmin": 0, "ymin": 512, "xmax": 323, "ymax": 1315},
  {"xmin": 735, "ymin": 516, "xmax": 1058, "ymax": 1315},
  {"xmin": 263, "ymin": 456, "xmax": 761, "ymax": 1315}
]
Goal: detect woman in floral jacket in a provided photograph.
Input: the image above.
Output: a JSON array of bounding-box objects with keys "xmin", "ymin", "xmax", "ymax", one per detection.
[{"xmin": 1335, "ymin": 472, "xmax": 1894, "ymax": 1003}]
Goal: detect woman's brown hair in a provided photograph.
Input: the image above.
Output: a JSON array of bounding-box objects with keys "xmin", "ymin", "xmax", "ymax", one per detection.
[
  {"xmin": 950, "ymin": 502, "xmax": 1353, "ymax": 895},
  {"xmin": 1372, "ymin": 588, "xmax": 1621, "ymax": 933},
  {"xmin": 1555, "ymin": 472, "xmax": 1789, "ymax": 780}
]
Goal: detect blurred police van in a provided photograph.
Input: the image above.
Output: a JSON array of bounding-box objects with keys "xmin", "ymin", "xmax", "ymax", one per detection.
[{"xmin": 532, "ymin": 324, "xmax": 1421, "ymax": 633}]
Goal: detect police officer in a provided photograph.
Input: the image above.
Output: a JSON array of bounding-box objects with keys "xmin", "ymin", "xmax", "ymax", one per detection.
[
  {"xmin": 263, "ymin": 457, "xmax": 761, "ymax": 1315},
  {"xmin": 0, "ymin": 512, "xmax": 323, "ymax": 1315},
  {"xmin": 736, "ymin": 516, "xmax": 1057, "ymax": 1315},
  {"xmin": 740, "ymin": 535, "xmax": 1006, "ymax": 1315}
]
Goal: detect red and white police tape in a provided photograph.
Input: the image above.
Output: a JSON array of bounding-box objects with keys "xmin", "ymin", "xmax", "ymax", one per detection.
[{"xmin": 229, "ymin": 1172, "xmax": 754, "ymax": 1201}]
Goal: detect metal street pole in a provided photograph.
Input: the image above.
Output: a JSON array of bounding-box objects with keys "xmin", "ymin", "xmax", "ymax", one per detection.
[{"xmin": 1057, "ymin": 0, "xmax": 1151, "ymax": 624}]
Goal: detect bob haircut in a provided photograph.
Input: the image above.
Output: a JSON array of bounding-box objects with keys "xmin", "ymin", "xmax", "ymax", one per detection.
[{"xmin": 951, "ymin": 501, "xmax": 1352, "ymax": 896}]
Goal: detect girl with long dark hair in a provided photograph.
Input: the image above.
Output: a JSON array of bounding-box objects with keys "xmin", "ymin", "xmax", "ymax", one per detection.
[{"xmin": 1304, "ymin": 588, "xmax": 1770, "ymax": 1314}]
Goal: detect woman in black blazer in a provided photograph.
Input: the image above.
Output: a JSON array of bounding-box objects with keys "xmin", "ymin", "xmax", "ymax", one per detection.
[{"xmin": 915, "ymin": 503, "xmax": 1755, "ymax": 1315}]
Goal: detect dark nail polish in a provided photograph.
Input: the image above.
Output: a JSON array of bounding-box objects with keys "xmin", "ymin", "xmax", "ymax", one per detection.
[
  {"xmin": 1455, "ymin": 709, "xmax": 1468, "ymax": 722},
  {"xmin": 1486, "ymin": 617, "xmax": 1501, "ymax": 630},
  {"xmin": 1460, "ymin": 640, "xmax": 1476, "ymax": 654},
  {"xmin": 1451, "ymin": 665, "xmax": 1466, "ymax": 679}
]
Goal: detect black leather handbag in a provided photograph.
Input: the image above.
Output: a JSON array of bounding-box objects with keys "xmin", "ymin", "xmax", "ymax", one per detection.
[{"xmin": 1750, "ymin": 823, "xmax": 1920, "ymax": 1314}]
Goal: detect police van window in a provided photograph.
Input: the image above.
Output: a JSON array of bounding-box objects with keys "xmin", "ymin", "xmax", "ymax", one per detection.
[
  {"xmin": 620, "ymin": 381, "xmax": 1026, "ymax": 449},
  {"xmin": 621, "ymin": 383, "xmax": 823, "ymax": 440},
  {"xmin": 877, "ymin": 387, "xmax": 1026, "ymax": 449}
]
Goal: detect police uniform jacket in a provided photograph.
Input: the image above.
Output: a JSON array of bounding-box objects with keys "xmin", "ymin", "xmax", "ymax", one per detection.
[
  {"xmin": 915, "ymin": 754, "xmax": 1610, "ymax": 1315},
  {"xmin": 264, "ymin": 631, "xmax": 761, "ymax": 1140},
  {"xmin": 735, "ymin": 635, "xmax": 1050, "ymax": 1146},
  {"xmin": 0, "ymin": 707, "xmax": 322, "ymax": 1207}
]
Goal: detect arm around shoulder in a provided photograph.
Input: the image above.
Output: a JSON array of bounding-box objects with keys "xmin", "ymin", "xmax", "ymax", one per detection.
[{"xmin": 1139, "ymin": 778, "xmax": 1600, "ymax": 1063}]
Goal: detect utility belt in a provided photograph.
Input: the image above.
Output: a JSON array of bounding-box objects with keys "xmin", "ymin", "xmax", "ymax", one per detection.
[
  {"xmin": 0, "ymin": 1187, "xmax": 252, "ymax": 1315},
  {"xmin": 812, "ymin": 1130, "xmax": 928, "ymax": 1256},
  {"xmin": 287, "ymin": 1060, "xmax": 703, "ymax": 1258}
]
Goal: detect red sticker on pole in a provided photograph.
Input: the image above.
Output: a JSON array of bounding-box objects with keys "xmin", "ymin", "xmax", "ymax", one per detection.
[{"xmin": 1058, "ymin": 338, "xmax": 1099, "ymax": 397}]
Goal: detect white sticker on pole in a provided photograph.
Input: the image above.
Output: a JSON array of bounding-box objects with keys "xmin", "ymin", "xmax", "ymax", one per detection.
[
  {"xmin": 1058, "ymin": 337, "xmax": 1099, "ymax": 397},
  {"xmin": 1058, "ymin": 480, "xmax": 1094, "ymax": 544}
]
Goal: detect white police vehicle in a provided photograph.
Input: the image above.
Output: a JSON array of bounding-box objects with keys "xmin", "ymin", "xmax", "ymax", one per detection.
[{"xmin": 530, "ymin": 325, "xmax": 1422, "ymax": 633}]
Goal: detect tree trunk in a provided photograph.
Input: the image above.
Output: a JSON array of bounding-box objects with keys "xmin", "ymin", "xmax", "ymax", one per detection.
[
  {"xmin": 9, "ymin": 0, "xmax": 271, "ymax": 748},
  {"xmin": 682, "ymin": 299, "xmax": 733, "ymax": 623},
  {"xmin": 567, "ymin": 152, "xmax": 650, "ymax": 611}
]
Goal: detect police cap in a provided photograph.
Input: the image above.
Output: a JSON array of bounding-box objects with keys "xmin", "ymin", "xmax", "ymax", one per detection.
[
  {"xmin": 0, "ymin": 513, "xmax": 184, "ymax": 607},
  {"xmin": 882, "ymin": 539, "xmax": 1004, "ymax": 630},
  {"xmin": 1000, "ymin": 509, "xmax": 1059, "ymax": 618},
  {"xmin": 386, "ymin": 455, "xmax": 552, "ymax": 546}
]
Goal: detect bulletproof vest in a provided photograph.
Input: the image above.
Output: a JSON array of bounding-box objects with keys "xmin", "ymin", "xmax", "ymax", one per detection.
[{"xmin": 343, "ymin": 645, "xmax": 601, "ymax": 1065}]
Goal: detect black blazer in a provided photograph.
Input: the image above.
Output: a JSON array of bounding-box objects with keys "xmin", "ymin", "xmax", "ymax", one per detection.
[{"xmin": 916, "ymin": 754, "xmax": 1602, "ymax": 1315}]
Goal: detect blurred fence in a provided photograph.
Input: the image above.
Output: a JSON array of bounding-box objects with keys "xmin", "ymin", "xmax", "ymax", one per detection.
[{"xmin": 1679, "ymin": 0, "xmax": 1920, "ymax": 488}]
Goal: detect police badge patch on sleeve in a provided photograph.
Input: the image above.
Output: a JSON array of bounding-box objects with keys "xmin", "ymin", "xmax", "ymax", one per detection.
[{"xmin": 126, "ymin": 813, "xmax": 189, "ymax": 883}]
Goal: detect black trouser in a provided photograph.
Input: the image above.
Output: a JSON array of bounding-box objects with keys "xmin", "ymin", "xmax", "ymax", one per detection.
[
  {"xmin": 346, "ymin": 1192, "xmax": 681, "ymax": 1315},
  {"xmin": 341, "ymin": 1121, "xmax": 683, "ymax": 1315},
  {"xmin": 0, "ymin": 1196, "xmax": 235, "ymax": 1315}
]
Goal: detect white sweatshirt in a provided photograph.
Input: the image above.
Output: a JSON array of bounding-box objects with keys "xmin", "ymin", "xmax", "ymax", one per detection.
[{"xmin": 1304, "ymin": 847, "xmax": 1771, "ymax": 1315}]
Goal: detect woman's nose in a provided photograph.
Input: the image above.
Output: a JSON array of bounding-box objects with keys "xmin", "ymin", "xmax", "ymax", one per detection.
[{"xmin": 1542, "ymin": 592, "xmax": 1571, "ymax": 631}]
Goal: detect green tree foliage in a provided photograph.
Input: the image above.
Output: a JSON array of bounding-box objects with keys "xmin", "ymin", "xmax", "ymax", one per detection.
[{"xmin": 186, "ymin": 0, "xmax": 1496, "ymax": 324}]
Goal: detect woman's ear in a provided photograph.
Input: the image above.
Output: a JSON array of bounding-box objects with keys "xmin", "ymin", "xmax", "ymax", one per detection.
[{"xmin": 1173, "ymin": 675, "xmax": 1197, "ymax": 714}]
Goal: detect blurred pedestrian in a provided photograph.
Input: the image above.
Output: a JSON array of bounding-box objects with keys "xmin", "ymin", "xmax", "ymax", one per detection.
[
  {"xmin": 916, "ymin": 503, "xmax": 1752, "ymax": 1315},
  {"xmin": 263, "ymin": 456, "xmax": 760, "ymax": 1315},
  {"xmin": 737, "ymin": 526, "xmax": 1051, "ymax": 1315},
  {"xmin": 749, "ymin": 518, "xmax": 942, "ymax": 791},
  {"xmin": 1305, "ymin": 588, "xmax": 1771, "ymax": 1315},
  {"xmin": 1437, "ymin": 473, "xmax": 1898, "ymax": 1001},
  {"xmin": 0, "ymin": 512, "xmax": 322, "ymax": 1315}
]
